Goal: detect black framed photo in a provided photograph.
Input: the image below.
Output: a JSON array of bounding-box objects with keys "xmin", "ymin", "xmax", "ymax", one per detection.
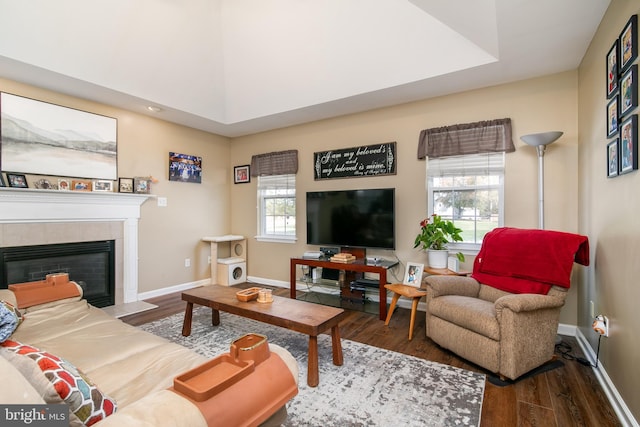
[
  {"xmin": 607, "ymin": 95, "xmax": 619, "ymax": 138},
  {"xmin": 620, "ymin": 15, "xmax": 638, "ymax": 73},
  {"xmin": 7, "ymin": 173, "xmax": 28, "ymax": 188},
  {"xmin": 234, "ymin": 165, "xmax": 250, "ymax": 184},
  {"xmin": 619, "ymin": 114, "xmax": 638, "ymax": 174},
  {"xmin": 607, "ymin": 139, "xmax": 619, "ymax": 178},
  {"xmin": 118, "ymin": 177, "xmax": 134, "ymax": 193},
  {"xmin": 607, "ymin": 40, "xmax": 618, "ymax": 98},
  {"xmin": 620, "ymin": 64, "xmax": 638, "ymax": 117}
]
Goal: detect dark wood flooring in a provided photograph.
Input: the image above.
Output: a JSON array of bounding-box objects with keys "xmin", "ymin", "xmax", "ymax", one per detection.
[{"xmin": 121, "ymin": 284, "xmax": 621, "ymax": 427}]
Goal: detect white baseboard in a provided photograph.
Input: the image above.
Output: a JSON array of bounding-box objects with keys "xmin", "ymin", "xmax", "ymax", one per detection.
[
  {"xmin": 574, "ymin": 328, "xmax": 639, "ymax": 427},
  {"xmin": 137, "ymin": 278, "xmax": 210, "ymax": 301}
]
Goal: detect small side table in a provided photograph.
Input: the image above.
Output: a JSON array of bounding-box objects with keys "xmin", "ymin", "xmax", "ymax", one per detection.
[{"xmin": 384, "ymin": 284, "xmax": 427, "ymax": 341}]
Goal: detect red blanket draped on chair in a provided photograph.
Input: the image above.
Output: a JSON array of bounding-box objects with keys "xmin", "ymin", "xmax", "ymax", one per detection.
[{"xmin": 471, "ymin": 227, "xmax": 589, "ymax": 294}]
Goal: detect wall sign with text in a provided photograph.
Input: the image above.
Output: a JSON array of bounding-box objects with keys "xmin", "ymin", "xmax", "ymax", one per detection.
[{"xmin": 313, "ymin": 142, "xmax": 396, "ymax": 180}]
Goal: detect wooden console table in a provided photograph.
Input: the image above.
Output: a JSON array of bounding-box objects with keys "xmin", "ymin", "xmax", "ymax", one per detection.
[{"xmin": 290, "ymin": 257, "xmax": 394, "ymax": 320}]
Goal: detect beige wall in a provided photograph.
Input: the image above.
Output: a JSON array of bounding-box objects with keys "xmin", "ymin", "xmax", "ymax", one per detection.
[
  {"xmin": 578, "ymin": 0, "xmax": 640, "ymax": 421},
  {"xmin": 0, "ymin": 78, "xmax": 231, "ymax": 294},
  {"xmin": 231, "ymin": 71, "xmax": 581, "ymax": 324}
]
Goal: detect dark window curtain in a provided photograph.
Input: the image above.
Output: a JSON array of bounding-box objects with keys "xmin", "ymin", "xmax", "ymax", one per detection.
[
  {"xmin": 250, "ymin": 150, "xmax": 298, "ymax": 176},
  {"xmin": 417, "ymin": 118, "xmax": 515, "ymax": 159}
]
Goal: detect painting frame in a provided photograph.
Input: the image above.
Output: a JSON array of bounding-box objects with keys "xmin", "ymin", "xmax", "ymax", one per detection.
[
  {"xmin": 71, "ymin": 180, "xmax": 91, "ymax": 191},
  {"xmin": 6, "ymin": 173, "xmax": 28, "ymax": 188},
  {"xmin": 607, "ymin": 39, "xmax": 618, "ymax": 98},
  {"xmin": 403, "ymin": 262, "xmax": 424, "ymax": 288},
  {"xmin": 168, "ymin": 152, "xmax": 202, "ymax": 184},
  {"xmin": 234, "ymin": 165, "xmax": 251, "ymax": 184},
  {"xmin": 607, "ymin": 139, "xmax": 619, "ymax": 178},
  {"xmin": 620, "ymin": 64, "xmax": 638, "ymax": 117},
  {"xmin": 118, "ymin": 177, "xmax": 134, "ymax": 193},
  {"xmin": 607, "ymin": 95, "xmax": 619, "ymax": 138},
  {"xmin": 57, "ymin": 179, "xmax": 70, "ymax": 191},
  {"xmin": 619, "ymin": 114, "xmax": 638, "ymax": 174},
  {"xmin": 0, "ymin": 92, "xmax": 118, "ymax": 180},
  {"xmin": 620, "ymin": 15, "xmax": 638, "ymax": 73}
]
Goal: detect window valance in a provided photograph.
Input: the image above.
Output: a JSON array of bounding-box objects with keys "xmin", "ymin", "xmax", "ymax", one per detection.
[
  {"xmin": 250, "ymin": 150, "xmax": 298, "ymax": 176},
  {"xmin": 417, "ymin": 118, "xmax": 514, "ymax": 159}
]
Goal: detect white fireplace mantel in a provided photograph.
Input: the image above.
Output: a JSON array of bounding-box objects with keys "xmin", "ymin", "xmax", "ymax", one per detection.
[{"xmin": 0, "ymin": 188, "xmax": 154, "ymax": 303}]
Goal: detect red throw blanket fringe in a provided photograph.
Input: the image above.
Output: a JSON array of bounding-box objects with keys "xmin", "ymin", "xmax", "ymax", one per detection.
[{"xmin": 471, "ymin": 227, "xmax": 589, "ymax": 295}]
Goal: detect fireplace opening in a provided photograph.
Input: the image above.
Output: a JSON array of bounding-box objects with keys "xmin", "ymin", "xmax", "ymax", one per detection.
[{"xmin": 0, "ymin": 241, "xmax": 115, "ymax": 308}]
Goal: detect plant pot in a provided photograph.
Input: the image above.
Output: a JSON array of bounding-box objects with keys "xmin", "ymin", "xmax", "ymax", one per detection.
[{"xmin": 427, "ymin": 249, "xmax": 449, "ymax": 269}]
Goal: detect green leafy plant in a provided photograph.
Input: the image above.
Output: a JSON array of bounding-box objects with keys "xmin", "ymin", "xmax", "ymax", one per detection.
[{"xmin": 414, "ymin": 214, "xmax": 465, "ymax": 261}]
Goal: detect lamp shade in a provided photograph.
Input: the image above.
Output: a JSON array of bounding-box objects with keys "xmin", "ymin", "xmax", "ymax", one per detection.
[{"xmin": 520, "ymin": 131, "xmax": 563, "ymax": 146}]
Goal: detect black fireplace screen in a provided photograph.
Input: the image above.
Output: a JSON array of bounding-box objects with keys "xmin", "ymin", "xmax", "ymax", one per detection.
[{"xmin": 0, "ymin": 241, "xmax": 115, "ymax": 308}]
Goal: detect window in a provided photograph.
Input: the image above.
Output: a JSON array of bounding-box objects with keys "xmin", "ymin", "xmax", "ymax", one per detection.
[
  {"xmin": 257, "ymin": 174, "xmax": 296, "ymax": 242},
  {"xmin": 427, "ymin": 152, "xmax": 504, "ymax": 249}
]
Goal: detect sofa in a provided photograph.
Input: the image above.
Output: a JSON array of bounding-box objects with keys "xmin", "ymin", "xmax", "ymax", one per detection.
[
  {"xmin": 0, "ymin": 278, "xmax": 298, "ymax": 426},
  {"xmin": 424, "ymin": 227, "xmax": 589, "ymax": 381}
]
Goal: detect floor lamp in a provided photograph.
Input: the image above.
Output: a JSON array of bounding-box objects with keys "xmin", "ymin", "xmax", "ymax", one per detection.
[{"xmin": 520, "ymin": 131, "xmax": 563, "ymax": 229}]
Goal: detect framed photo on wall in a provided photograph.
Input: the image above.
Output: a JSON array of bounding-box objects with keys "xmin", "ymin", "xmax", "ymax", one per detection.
[
  {"xmin": 234, "ymin": 165, "xmax": 250, "ymax": 184},
  {"xmin": 619, "ymin": 115, "xmax": 638, "ymax": 174},
  {"xmin": 620, "ymin": 15, "xmax": 638, "ymax": 73},
  {"xmin": 607, "ymin": 40, "xmax": 618, "ymax": 98},
  {"xmin": 403, "ymin": 262, "xmax": 424, "ymax": 288},
  {"xmin": 607, "ymin": 95, "xmax": 619, "ymax": 138},
  {"xmin": 620, "ymin": 64, "xmax": 637, "ymax": 117},
  {"xmin": 607, "ymin": 139, "xmax": 619, "ymax": 178},
  {"xmin": 169, "ymin": 152, "xmax": 202, "ymax": 183}
]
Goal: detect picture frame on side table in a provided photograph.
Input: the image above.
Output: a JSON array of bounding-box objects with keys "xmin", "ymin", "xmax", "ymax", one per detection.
[
  {"xmin": 607, "ymin": 139, "xmax": 619, "ymax": 178},
  {"xmin": 134, "ymin": 176, "xmax": 151, "ymax": 194},
  {"xmin": 607, "ymin": 39, "xmax": 618, "ymax": 98},
  {"xmin": 403, "ymin": 262, "xmax": 424, "ymax": 288},
  {"xmin": 619, "ymin": 115, "xmax": 638, "ymax": 174},
  {"xmin": 93, "ymin": 180, "xmax": 113, "ymax": 192},
  {"xmin": 620, "ymin": 14, "xmax": 638, "ymax": 73},
  {"xmin": 607, "ymin": 95, "xmax": 619, "ymax": 138},
  {"xmin": 234, "ymin": 165, "xmax": 250, "ymax": 184},
  {"xmin": 118, "ymin": 177, "xmax": 134, "ymax": 193},
  {"xmin": 7, "ymin": 173, "xmax": 28, "ymax": 188},
  {"xmin": 620, "ymin": 64, "xmax": 638, "ymax": 117}
]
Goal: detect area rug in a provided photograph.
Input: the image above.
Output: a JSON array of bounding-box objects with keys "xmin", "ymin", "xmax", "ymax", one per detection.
[{"xmin": 139, "ymin": 307, "xmax": 485, "ymax": 426}]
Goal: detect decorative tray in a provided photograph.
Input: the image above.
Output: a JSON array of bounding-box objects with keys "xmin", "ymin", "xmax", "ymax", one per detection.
[
  {"xmin": 235, "ymin": 287, "xmax": 261, "ymax": 302},
  {"xmin": 173, "ymin": 355, "xmax": 255, "ymax": 401}
]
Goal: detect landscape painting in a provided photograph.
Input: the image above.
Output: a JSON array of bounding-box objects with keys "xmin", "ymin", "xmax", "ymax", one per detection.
[{"xmin": 0, "ymin": 92, "xmax": 117, "ymax": 180}]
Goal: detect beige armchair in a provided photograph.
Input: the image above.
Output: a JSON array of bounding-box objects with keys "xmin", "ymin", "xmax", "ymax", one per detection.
[
  {"xmin": 423, "ymin": 227, "xmax": 589, "ymax": 380},
  {"xmin": 425, "ymin": 274, "xmax": 567, "ymax": 380}
]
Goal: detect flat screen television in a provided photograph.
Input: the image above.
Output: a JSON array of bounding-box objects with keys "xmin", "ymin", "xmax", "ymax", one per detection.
[{"xmin": 306, "ymin": 188, "xmax": 395, "ymax": 250}]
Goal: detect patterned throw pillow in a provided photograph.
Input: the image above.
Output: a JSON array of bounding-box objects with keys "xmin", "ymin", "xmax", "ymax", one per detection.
[
  {"xmin": 0, "ymin": 300, "xmax": 23, "ymax": 342},
  {"xmin": 0, "ymin": 340, "xmax": 117, "ymax": 426}
]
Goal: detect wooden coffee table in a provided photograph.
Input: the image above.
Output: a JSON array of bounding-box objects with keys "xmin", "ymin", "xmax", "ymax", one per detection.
[{"xmin": 181, "ymin": 285, "xmax": 347, "ymax": 387}]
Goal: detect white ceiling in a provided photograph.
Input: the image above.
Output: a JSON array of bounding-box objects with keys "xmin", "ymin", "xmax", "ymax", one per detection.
[{"xmin": 0, "ymin": 0, "xmax": 610, "ymax": 137}]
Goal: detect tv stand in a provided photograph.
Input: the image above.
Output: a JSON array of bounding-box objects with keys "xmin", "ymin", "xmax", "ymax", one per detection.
[{"xmin": 289, "ymin": 257, "xmax": 397, "ymax": 320}]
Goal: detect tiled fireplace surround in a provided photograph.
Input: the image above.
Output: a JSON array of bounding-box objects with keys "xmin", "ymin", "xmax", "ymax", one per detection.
[{"xmin": 0, "ymin": 188, "xmax": 152, "ymax": 306}]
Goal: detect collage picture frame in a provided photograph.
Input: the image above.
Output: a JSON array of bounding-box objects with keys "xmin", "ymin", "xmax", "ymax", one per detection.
[{"xmin": 606, "ymin": 14, "xmax": 638, "ymax": 178}]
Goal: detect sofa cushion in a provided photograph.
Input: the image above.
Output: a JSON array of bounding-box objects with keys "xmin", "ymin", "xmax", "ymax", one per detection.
[
  {"xmin": 0, "ymin": 300, "xmax": 23, "ymax": 342},
  {"xmin": 0, "ymin": 340, "xmax": 117, "ymax": 427},
  {"xmin": 429, "ymin": 295, "xmax": 500, "ymax": 341}
]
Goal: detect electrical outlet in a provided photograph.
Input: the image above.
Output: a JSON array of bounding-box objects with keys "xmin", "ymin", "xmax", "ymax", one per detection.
[
  {"xmin": 184, "ymin": 258, "xmax": 191, "ymax": 268},
  {"xmin": 157, "ymin": 197, "xmax": 167, "ymax": 207},
  {"xmin": 207, "ymin": 256, "xmax": 211, "ymax": 264}
]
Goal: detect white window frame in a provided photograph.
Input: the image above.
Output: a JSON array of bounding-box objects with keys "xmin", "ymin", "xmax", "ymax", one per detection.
[
  {"xmin": 256, "ymin": 174, "xmax": 297, "ymax": 243},
  {"xmin": 426, "ymin": 152, "xmax": 505, "ymax": 254}
]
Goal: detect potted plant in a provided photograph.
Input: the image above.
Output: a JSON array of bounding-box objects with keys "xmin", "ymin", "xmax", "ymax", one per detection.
[{"xmin": 414, "ymin": 214, "xmax": 465, "ymax": 268}]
